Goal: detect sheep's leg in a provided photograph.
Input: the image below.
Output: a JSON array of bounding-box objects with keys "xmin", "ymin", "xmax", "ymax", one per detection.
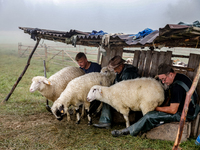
[
  {"xmin": 75, "ymin": 107, "xmax": 81, "ymax": 124},
  {"xmin": 85, "ymin": 103, "xmax": 92, "ymax": 125},
  {"xmin": 140, "ymin": 103, "xmax": 155, "ymax": 116},
  {"xmin": 86, "ymin": 109, "xmax": 92, "ymax": 125},
  {"xmin": 123, "ymin": 115, "xmax": 130, "ymax": 128},
  {"xmin": 66, "ymin": 107, "xmax": 71, "ymax": 122},
  {"xmin": 96, "ymin": 102, "xmax": 103, "ymax": 113},
  {"xmin": 81, "ymin": 104, "xmax": 85, "ymax": 118}
]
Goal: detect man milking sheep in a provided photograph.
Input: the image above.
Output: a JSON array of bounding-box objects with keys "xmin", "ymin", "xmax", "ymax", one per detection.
[{"xmin": 111, "ymin": 63, "xmax": 199, "ymax": 137}]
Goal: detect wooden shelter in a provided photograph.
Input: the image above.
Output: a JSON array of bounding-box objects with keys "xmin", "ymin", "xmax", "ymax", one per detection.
[{"xmin": 4, "ymin": 24, "xmax": 200, "ymax": 141}]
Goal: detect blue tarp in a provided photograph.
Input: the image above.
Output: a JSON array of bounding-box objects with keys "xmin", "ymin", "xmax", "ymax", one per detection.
[
  {"xmin": 89, "ymin": 30, "xmax": 108, "ymax": 36},
  {"xmin": 131, "ymin": 28, "xmax": 156, "ymax": 40}
]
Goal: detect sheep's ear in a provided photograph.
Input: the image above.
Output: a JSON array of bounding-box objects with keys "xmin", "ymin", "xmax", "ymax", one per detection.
[
  {"xmin": 99, "ymin": 88, "xmax": 103, "ymax": 96},
  {"xmin": 43, "ymin": 79, "xmax": 52, "ymax": 85}
]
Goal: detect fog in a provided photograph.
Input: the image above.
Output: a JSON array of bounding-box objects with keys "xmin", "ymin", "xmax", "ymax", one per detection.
[{"xmin": 0, "ymin": 0, "xmax": 199, "ymax": 44}]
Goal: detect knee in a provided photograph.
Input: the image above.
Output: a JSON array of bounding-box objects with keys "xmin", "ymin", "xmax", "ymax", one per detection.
[{"xmin": 143, "ymin": 111, "xmax": 158, "ymax": 121}]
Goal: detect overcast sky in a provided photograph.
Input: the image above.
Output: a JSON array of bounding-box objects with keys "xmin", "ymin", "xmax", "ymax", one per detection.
[{"xmin": 0, "ymin": 0, "xmax": 200, "ymax": 44}]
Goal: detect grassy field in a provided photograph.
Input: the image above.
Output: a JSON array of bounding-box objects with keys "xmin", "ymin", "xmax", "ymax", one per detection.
[{"xmin": 0, "ymin": 44, "xmax": 199, "ymax": 150}]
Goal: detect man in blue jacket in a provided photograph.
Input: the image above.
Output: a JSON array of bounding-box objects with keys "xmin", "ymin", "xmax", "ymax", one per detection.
[
  {"xmin": 75, "ymin": 52, "xmax": 102, "ymax": 114},
  {"xmin": 75, "ymin": 52, "xmax": 101, "ymax": 73}
]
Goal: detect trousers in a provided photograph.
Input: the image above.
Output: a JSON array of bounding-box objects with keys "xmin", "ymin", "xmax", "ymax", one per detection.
[
  {"xmin": 127, "ymin": 111, "xmax": 182, "ymax": 136},
  {"xmin": 99, "ymin": 103, "xmax": 112, "ymax": 123}
]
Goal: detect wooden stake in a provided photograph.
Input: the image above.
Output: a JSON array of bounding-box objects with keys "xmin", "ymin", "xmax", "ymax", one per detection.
[
  {"xmin": 43, "ymin": 60, "xmax": 52, "ymax": 113},
  {"xmin": 172, "ymin": 62, "xmax": 200, "ymax": 150},
  {"xmin": 2, "ymin": 38, "xmax": 41, "ymax": 103}
]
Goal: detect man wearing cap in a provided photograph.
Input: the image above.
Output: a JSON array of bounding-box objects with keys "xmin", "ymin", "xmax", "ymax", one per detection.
[
  {"xmin": 93, "ymin": 55, "xmax": 139, "ymax": 129},
  {"xmin": 111, "ymin": 63, "xmax": 199, "ymax": 137}
]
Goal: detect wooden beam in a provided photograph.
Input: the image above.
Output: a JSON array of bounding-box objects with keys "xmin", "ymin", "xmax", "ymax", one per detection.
[
  {"xmin": 2, "ymin": 38, "xmax": 41, "ymax": 103},
  {"xmin": 172, "ymin": 62, "xmax": 200, "ymax": 150}
]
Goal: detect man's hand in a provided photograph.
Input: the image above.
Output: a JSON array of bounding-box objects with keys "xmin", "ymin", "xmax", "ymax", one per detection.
[{"xmin": 155, "ymin": 103, "xmax": 180, "ymax": 114}]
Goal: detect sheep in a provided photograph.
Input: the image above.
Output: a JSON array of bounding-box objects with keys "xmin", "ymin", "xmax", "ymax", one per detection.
[
  {"xmin": 29, "ymin": 66, "xmax": 85, "ymax": 102},
  {"xmin": 51, "ymin": 67, "xmax": 116, "ymax": 125},
  {"xmin": 87, "ymin": 77, "xmax": 165, "ymax": 128},
  {"xmin": 125, "ymin": 58, "xmax": 133, "ymax": 64}
]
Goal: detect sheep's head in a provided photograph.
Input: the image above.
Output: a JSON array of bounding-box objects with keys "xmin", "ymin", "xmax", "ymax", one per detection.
[
  {"xmin": 51, "ymin": 102, "xmax": 65, "ymax": 121},
  {"xmin": 87, "ymin": 85, "xmax": 102, "ymax": 102},
  {"xmin": 100, "ymin": 67, "xmax": 116, "ymax": 84},
  {"xmin": 29, "ymin": 76, "xmax": 52, "ymax": 92}
]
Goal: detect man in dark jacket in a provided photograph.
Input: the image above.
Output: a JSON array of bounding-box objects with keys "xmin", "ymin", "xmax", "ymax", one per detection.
[
  {"xmin": 93, "ymin": 55, "xmax": 139, "ymax": 129},
  {"xmin": 111, "ymin": 63, "xmax": 199, "ymax": 137}
]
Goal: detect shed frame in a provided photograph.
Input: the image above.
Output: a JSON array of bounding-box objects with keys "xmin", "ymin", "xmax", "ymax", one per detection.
[{"xmin": 3, "ymin": 25, "xmax": 200, "ymax": 140}]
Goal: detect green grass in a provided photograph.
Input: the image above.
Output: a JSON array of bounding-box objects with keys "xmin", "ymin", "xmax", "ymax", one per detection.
[{"xmin": 0, "ymin": 44, "xmax": 199, "ymax": 150}]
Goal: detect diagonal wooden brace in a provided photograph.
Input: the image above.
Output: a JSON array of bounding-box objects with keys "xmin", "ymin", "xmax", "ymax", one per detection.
[
  {"xmin": 2, "ymin": 37, "xmax": 41, "ymax": 103},
  {"xmin": 173, "ymin": 62, "xmax": 200, "ymax": 150}
]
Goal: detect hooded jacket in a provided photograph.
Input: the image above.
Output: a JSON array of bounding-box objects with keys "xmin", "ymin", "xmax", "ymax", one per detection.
[{"xmin": 114, "ymin": 64, "xmax": 139, "ymax": 83}]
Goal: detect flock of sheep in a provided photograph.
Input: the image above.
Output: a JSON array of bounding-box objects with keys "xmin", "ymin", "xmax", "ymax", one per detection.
[{"xmin": 30, "ymin": 65, "xmax": 165, "ymax": 128}]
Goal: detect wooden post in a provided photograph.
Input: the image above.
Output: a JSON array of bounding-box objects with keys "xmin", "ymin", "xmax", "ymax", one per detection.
[
  {"xmin": 101, "ymin": 46, "xmax": 123, "ymax": 67},
  {"xmin": 62, "ymin": 50, "xmax": 64, "ymax": 65},
  {"xmin": 18, "ymin": 42, "xmax": 21, "ymax": 57},
  {"xmin": 97, "ymin": 46, "xmax": 101, "ymax": 64},
  {"xmin": 172, "ymin": 62, "xmax": 200, "ymax": 150},
  {"xmin": 3, "ymin": 38, "xmax": 41, "ymax": 103},
  {"xmin": 43, "ymin": 60, "xmax": 52, "ymax": 113},
  {"xmin": 84, "ymin": 48, "xmax": 86, "ymax": 54},
  {"xmin": 44, "ymin": 44, "xmax": 47, "ymax": 60}
]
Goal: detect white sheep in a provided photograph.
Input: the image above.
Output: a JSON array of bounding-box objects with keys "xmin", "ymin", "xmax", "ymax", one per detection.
[
  {"xmin": 29, "ymin": 66, "xmax": 85, "ymax": 102},
  {"xmin": 87, "ymin": 77, "xmax": 164, "ymax": 127},
  {"xmin": 51, "ymin": 67, "xmax": 116, "ymax": 125},
  {"xmin": 125, "ymin": 58, "xmax": 133, "ymax": 64}
]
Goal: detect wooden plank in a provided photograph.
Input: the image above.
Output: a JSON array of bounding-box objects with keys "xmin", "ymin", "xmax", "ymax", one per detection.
[
  {"xmin": 149, "ymin": 51, "xmax": 159, "ymax": 77},
  {"xmin": 133, "ymin": 50, "xmax": 141, "ymax": 67},
  {"xmin": 187, "ymin": 54, "xmax": 200, "ymax": 80},
  {"xmin": 165, "ymin": 51, "xmax": 173, "ymax": 65},
  {"xmin": 158, "ymin": 51, "xmax": 166, "ymax": 66},
  {"xmin": 101, "ymin": 46, "xmax": 123, "ymax": 67},
  {"xmin": 143, "ymin": 50, "xmax": 152, "ymax": 77},
  {"xmin": 187, "ymin": 54, "xmax": 200, "ymax": 137},
  {"xmin": 138, "ymin": 51, "xmax": 147, "ymax": 76},
  {"xmin": 115, "ymin": 46, "xmax": 123, "ymax": 56},
  {"xmin": 101, "ymin": 47, "xmax": 110, "ymax": 67}
]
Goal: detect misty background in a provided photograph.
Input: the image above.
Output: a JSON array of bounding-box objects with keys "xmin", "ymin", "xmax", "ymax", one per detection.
[{"xmin": 0, "ymin": 0, "xmax": 200, "ymax": 44}]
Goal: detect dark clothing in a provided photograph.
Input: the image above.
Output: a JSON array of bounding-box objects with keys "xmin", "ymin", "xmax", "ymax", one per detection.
[
  {"xmin": 127, "ymin": 73, "xmax": 199, "ymax": 136},
  {"xmin": 99, "ymin": 64, "xmax": 139, "ymax": 123},
  {"xmin": 114, "ymin": 64, "xmax": 139, "ymax": 83},
  {"xmin": 81, "ymin": 62, "xmax": 101, "ymax": 74},
  {"xmin": 169, "ymin": 73, "xmax": 197, "ymax": 116},
  {"xmin": 128, "ymin": 111, "xmax": 181, "ymax": 136}
]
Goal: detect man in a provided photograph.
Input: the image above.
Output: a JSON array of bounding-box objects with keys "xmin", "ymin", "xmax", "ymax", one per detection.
[
  {"xmin": 111, "ymin": 63, "xmax": 199, "ymax": 137},
  {"xmin": 93, "ymin": 55, "xmax": 139, "ymax": 129},
  {"xmin": 75, "ymin": 52, "xmax": 102, "ymax": 114},
  {"xmin": 75, "ymin": 52, "xmax": 101, "ymax": 73}
]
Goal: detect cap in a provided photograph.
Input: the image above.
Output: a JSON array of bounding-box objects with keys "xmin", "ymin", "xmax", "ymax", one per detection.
[
  {"xmin": 157, "ymin": 63, "xmax": 172, "ymax": 75},
  {"xmin": 107, "ymin": 55, "xmax": 125, "ymax": 70}
]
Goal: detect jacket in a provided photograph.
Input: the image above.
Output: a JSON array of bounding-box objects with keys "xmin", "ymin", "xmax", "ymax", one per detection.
[{"xmin": 114, "ymin": 64, "xmax": 139, "ymax": 83}]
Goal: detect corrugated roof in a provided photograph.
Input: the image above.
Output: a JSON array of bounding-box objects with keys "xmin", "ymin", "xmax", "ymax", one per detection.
[
  {"xmin": 19, "ymin": 24, "xmax": 200, "ymax": 48},
  {"xmin": 154, "ymin": 24, "xmax": 200, "ymax": 48}
]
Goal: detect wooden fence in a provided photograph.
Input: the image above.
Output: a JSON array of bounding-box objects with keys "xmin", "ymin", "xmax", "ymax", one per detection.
[{"xmin": 18, "ymin": 43, "xmax": 100, "ymax": 67}]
